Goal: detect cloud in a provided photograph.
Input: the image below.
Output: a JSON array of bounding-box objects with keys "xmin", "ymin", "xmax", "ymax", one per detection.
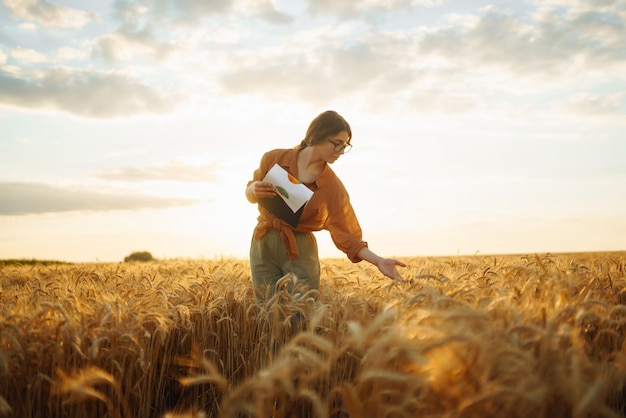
[
  {"xmin": 209, "ymin": 2, "xmax": 624, "ymax": 113},
  {"xmin": 86, "ymin": 0, "xmax": 292, "ymax": 68},
  {"xmin": 417, "ymin": 5, "xmax": 626, "ymax": 77},
  {"xmin": 91, "ymin": 162, "xmax": 220, "ymax": 183},
  {"xmin": 3, "ymin": 0, "xmax": 96, "ymax": 29},
  {"xmin": 3, "ymin": 0, "xmax": 624, "ymax": 119},
  {"xmin": 565, "ymin": 92, "xmax": 626, "ymax": 116},
  {"xmin": 0, "ymin": 182, "xmax": 198, "ymax": 216},
  {"xmin": 93, "ymin": 0, "xmax": 285, "ymax": 64},
  {"xmin": 532, "ymin": 0, "xmax": 624, "ymax": 14},
  {"xmin": 417, "ymin": 13, "xmax": 559, "ymax": 75},
  {"xmin": 111, "ymin": 0, "xmax": 290, "ymax": 27},
  {"xmin": 251, "ymin": 0, "xmax": 293, "ymax": 25},
  {"xmin": 91, "ymin": 28, "xmax": 176, "ymax": 63},
  {"xmin": 217, "ymin": 35, "xmax": 414, "ymax": 105},
  {"xmin": 305, "ymin": 0, "xmax": 442, "ymax": 18},
  {"xmin": 0, "ymin": 67, "xmax": 180, "ymax": 118},
  {"xmin": 135, "ymin": 0, "xmax": 235, "ymax": 20},
  {"xmin": 56, "ymin": 47, "xmax": 89, "ymax": 62},
  {"xmin": 212, "ymin": 27, "xmax": 478, "ymax": 113},
  {"xmin": 10, "ymin": 46, "xmax": 47, "ymax": 64}
]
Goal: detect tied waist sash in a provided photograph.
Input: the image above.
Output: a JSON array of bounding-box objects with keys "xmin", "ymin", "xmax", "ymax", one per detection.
[{"xmin": 254, "ymin": 218, "xmax": 300, "ymax": 259}]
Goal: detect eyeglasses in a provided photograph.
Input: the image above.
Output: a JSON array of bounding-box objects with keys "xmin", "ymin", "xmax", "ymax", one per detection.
[{"xmin": 328, "ymin": 139, "xmax": 352, "ymax": 154}]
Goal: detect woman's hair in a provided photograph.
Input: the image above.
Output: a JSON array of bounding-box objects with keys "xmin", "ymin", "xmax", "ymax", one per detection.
[{"xmin": 298, "ymin": 110, "xmax": 352, "ymax": 149}]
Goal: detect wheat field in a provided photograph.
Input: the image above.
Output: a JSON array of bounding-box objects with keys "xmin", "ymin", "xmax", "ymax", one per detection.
[{"xmin": 1, "ymin": 252, "xmax": 625, "ymax": 417}]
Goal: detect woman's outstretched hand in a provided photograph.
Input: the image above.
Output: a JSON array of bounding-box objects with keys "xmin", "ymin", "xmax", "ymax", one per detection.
[
  {"xmin": 357, "ymin": 247, "xmax": 407, "ymax": 282},
  {"xmin": 377, "ymin": 258, "xmax": 407, "ymax": 282}
]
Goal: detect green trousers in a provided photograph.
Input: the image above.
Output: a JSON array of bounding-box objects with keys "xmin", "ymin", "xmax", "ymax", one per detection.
[{"xmin": 249, "ymin": 228, "xmax": 320, "ymax": 302}]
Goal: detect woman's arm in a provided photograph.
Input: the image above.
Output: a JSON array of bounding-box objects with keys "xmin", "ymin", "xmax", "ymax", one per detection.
[{"xmin": 357, "ymin": 247, "xmax": 407, "ymax": 281}]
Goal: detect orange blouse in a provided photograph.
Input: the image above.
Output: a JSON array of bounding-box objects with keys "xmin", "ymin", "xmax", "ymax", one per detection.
[{"xmin": 248, "ymin": 148, "xmax": 368, "ymax": 262}]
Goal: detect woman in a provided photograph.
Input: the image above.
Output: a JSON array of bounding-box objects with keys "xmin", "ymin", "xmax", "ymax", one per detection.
[{"xmin": 246, "ymin": 110, "xmax": 406, "ymax": 301}]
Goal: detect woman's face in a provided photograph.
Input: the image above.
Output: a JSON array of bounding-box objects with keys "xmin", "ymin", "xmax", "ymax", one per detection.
[{"xmin": 321, "ymin": 130, "xmax": 351, "ymax": 164}]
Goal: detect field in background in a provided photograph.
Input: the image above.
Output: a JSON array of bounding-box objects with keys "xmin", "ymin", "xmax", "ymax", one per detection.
[{"xmin": 1, "ymin": 252, "xmax": 625, "ymax": 417}]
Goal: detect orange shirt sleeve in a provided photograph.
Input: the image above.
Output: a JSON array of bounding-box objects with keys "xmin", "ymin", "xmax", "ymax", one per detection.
[
  {"xmin": 248, "ymin": 150, "xmax": 277, "ymax": 186},
  {"xmin": 324, "ymin": 179, "xmax": 368, "ymax": 263}
]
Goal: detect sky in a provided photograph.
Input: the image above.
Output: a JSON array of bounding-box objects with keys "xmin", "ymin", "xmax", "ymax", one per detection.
[{"xmin": 0, "ymin": 0, "xmax": 625, "ymax": 263}]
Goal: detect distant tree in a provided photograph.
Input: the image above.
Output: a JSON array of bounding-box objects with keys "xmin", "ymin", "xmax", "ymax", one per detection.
[{"xmin": 124, "ymin": 251, "xmax": 155, "ymax": 262}]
